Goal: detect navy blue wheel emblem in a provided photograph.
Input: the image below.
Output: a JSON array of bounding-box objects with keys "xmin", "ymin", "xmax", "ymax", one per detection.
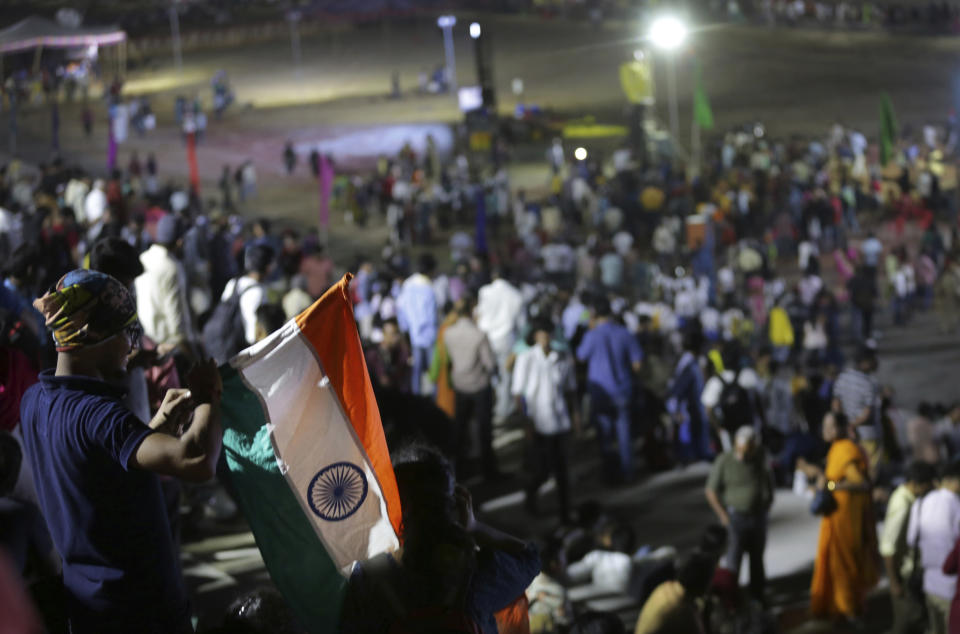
[{"xmin": 307, "ymin": 462, "xmax": 369, "ymax": 521}]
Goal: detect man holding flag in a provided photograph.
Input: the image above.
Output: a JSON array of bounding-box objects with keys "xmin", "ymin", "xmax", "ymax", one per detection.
[
  {"xmin": 19, "ymin": 270, "xmax": 223, "ymax": 634},
  {"xmin": 19, "ymin": 269, "xmax": 537, "ymax": 633}
]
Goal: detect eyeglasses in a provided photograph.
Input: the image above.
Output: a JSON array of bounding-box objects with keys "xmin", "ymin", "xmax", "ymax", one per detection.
[{"xmin": 123, "ymin": 322, "xmax": 143, "ymax": 350}]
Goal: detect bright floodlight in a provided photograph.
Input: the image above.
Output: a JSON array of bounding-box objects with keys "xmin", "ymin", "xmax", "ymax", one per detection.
[
  {"xmin": 437, "ymin": 15, "xmax": 456, "ymax": 28},
  {"xmin": 574, "ymin": 147, "xmax": 588, "ymax": 161},
  {"xmin": 469, "ymin": 22, "xmax": 481, "ymax": 39},
  {"xmin": 649, "ymin": 16, "xmax": 688, "ymax": 51}
]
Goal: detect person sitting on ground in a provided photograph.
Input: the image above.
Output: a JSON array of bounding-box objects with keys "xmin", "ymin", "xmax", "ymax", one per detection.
[
  {"xmin": 527, "ymin": 538, "xmax": 573, "ymax": 633},
  {"xmin": 565, "ymin": 521, "xmax": 678, "ymax": 604},
  {"xmin": 339, "ymin": 444, "xmax": 540, "ymax": 633},
  {"xmin": 633, "ymin": 581, "xmax": 692, "ymax": 634},
  {"xmin": 566, "ymin": 523, "xmax": 638, "ymax": 594}
]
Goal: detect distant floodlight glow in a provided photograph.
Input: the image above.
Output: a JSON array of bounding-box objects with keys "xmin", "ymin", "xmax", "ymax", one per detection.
[
  {"xmin": 574, "ymin": 147, "xmax": 588, "ymax": 161},
  {"xmin": 649, "ymin": 16, "xmax": 688, "ymax": 51},
  {"xmin": 469, "ymin": 22, "xmax": 481, "ymax": 39},
  {"xmin": 437, "ymin": 15, "xmax": 457, "ymax": 28}
]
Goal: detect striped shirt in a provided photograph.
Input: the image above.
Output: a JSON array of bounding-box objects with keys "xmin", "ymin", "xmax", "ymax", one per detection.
[{"xmin": 832, "ymin": 368, "xmax": 880, "ymax": 440}]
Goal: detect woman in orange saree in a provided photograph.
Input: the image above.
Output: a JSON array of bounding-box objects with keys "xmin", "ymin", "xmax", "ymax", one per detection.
[
  {"xmin": 428, "ymin": 306, "xmax": 459, "ymax": 419},
  {"xmin": 809, "ymin": 411, "xmax": 880, "ymax": 623}
]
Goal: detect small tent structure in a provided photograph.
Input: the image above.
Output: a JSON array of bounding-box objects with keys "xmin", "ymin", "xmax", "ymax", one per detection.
[{"xmin": 0, "ymin": 16, "xmax": 127, "ymax": 76}]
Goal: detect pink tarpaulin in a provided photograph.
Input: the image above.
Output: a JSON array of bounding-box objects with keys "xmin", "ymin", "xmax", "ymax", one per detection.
[
  {"xmin": 186, "ymin": 132, "xmax": 200, "ymax": 194},
  {"xmin": 107, "ymin": 113, "xmax": 116, "ymax": 172}
]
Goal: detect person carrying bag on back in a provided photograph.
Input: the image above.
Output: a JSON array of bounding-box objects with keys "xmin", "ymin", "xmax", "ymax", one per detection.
[{"xmin": 202, "ymin": 244, "xmax": 273, "ymax": 364}]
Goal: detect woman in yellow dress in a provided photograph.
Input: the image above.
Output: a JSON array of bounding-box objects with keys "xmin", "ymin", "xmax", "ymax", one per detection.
[
  {"xmin": 808, "ymin": 411, "xmax": 879, "ymax": 624},
  {"xmin": 428, "ymin": 304, "xmax": 460, "ymax": 419}
]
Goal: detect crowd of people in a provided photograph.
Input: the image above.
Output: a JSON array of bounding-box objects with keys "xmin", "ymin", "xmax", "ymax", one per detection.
[
  {"xmin": 715, "ymin": 0, "xmax": 960, "ymax": 32},
  {"xmin": 5, "ymin": 95, "xmax": 960, "ymax": 633}
]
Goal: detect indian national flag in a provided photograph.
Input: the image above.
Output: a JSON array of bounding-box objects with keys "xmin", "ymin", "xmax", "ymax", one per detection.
[{"xmin": 218, "ymin": 274, "xmax": 401, "ymax": 632}]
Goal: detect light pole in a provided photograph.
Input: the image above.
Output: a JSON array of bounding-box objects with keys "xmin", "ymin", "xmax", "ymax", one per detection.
[
  {"xmin": 287, "ymin": 10, "xmax": 302, "ymax": 75},
  {"xmin": 168, "ymin": 4, "xmax": 183, "ymax": 73},
  {"xmin": 470, "ymin": 21, "xmax": 499, "ymax": 166},
  {"xmin": 470, "ymin": 21, "xmax": 496, "ymax": 111},
  {"xmin": 648, "ymin": 15, "xmax": 688, "ymax": 150},
  {"xmin": 437, "ymin": 15, "xmax": 457, "ymax": 93}
]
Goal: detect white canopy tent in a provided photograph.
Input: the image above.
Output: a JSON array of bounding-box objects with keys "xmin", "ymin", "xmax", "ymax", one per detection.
[{"xmin": 0, "ymin": 16, "xmax": 127, "ymax": 77}]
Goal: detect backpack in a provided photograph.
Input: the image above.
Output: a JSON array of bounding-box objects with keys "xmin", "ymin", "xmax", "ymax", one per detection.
[
  {"xmin": 715, "ymin": 369, "xmax": 752, "ymax": 434},
  {"xmin": 202, "ymin": 279, "xmax": 256, "ymax": 365},
  {"xmin": 364, "ymin": 553, "xmax": 482, "ymax": 634}
]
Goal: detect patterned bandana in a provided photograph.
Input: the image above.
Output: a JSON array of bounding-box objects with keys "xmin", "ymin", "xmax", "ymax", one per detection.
[{"xmin": 33, "ymin": 270, "xmax": 141, "ymax": 353}]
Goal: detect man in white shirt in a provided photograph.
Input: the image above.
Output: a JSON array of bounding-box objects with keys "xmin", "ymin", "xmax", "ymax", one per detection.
[
  {"xmin": 882, "ymin": 462, "xmax": 936, "ymax": 633},
  {"xmin": 0, "ymin": 203, "xmax": 23, "ymax": 263},
  {"xmin": 565, "ymin": 525, "xmax": 676, "ymax": 600},
  {"xmin": 673, "ymin": 282, "xmax": 698, "ymax": 327},
  {"xmin": 561, "ymin": 292, "xmax": 588, "ymax": 342},
  {"xmin": 798, "ymin": 273, "xmax": 823, "ymax": 307},
  {"xmin": 64, "ymin": 177, "xmax": 90, "ymax": 222},
  {"xmin": 135, "ymin": 215, "xmax": 198, "ymax": 362},
  {"xmin": 396, "ymin": 254, "xmax": 439, "ymax": 395},
  {"xmin": 701, "ymin": 344, "xmax": 763, "ymax": 449},
  {"xmin": 612, "ymin": 230, "xmax": 634, "ymax": 258},
  {"xmin": 84, "ymin": 179, "xmax": 108, "ymax": 225},
  {"xmin": 798, "ymin": 239, "xmax": 819, "ymax": 274},
  {"xmin": 512, "ymin": 318, "xmax": 576, "ymax": 522},
  {"xmin": 240, "ymin": 161, "xmax": 257, "ymax": 202},
  {"xmin": 652, "ymin": 222, "xmax": 676, "ymax": 268},
  {"xmin": 219, "ymin": 244, "xmax": 272, "ymax": 346},
  {"xmin": 860, "ymin": 231, "xmax": 883, "ymax": 272},
  {"xmin": 907, "ymin": 460, "xmax": 960, "ymax": 634},
  {"xmin": 700, "ymin": 307, "xmax": 722, "ymax": 342},
  {"xmin": 476, "ymin": 268, "xmax": 524, "ymax": 421},
  {"xmin": 541, "ymin": 240, "xmax": 576, "ymax": 287}
]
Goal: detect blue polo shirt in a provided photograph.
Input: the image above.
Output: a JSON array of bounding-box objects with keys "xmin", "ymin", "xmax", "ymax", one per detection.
[
  {"xmin": 19, "ymin": 371, "xmax": 190, "ymax": 633},
  {"xmin": 576, "ymin": 321, "xmax": 643, "ymax": 401}
]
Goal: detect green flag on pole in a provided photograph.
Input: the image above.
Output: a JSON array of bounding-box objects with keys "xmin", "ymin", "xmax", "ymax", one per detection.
[
  {"xmin": 693, "ymin": 60, "xmax": 714, "ymax": 131},
  {"xmin": 880, "ymin": 93, "xmax": 898, "ymax": 166}
]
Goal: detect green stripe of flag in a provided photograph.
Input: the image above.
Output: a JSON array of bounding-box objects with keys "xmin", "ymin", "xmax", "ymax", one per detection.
[{"xmin": 218, "ymin": 366, "xmax": 345, "ymax": 633}]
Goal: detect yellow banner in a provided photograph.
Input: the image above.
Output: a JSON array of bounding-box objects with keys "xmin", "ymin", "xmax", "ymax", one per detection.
[{"xmin": 619, "ymin": 60, "xmax": 654, "ymax": 105}]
